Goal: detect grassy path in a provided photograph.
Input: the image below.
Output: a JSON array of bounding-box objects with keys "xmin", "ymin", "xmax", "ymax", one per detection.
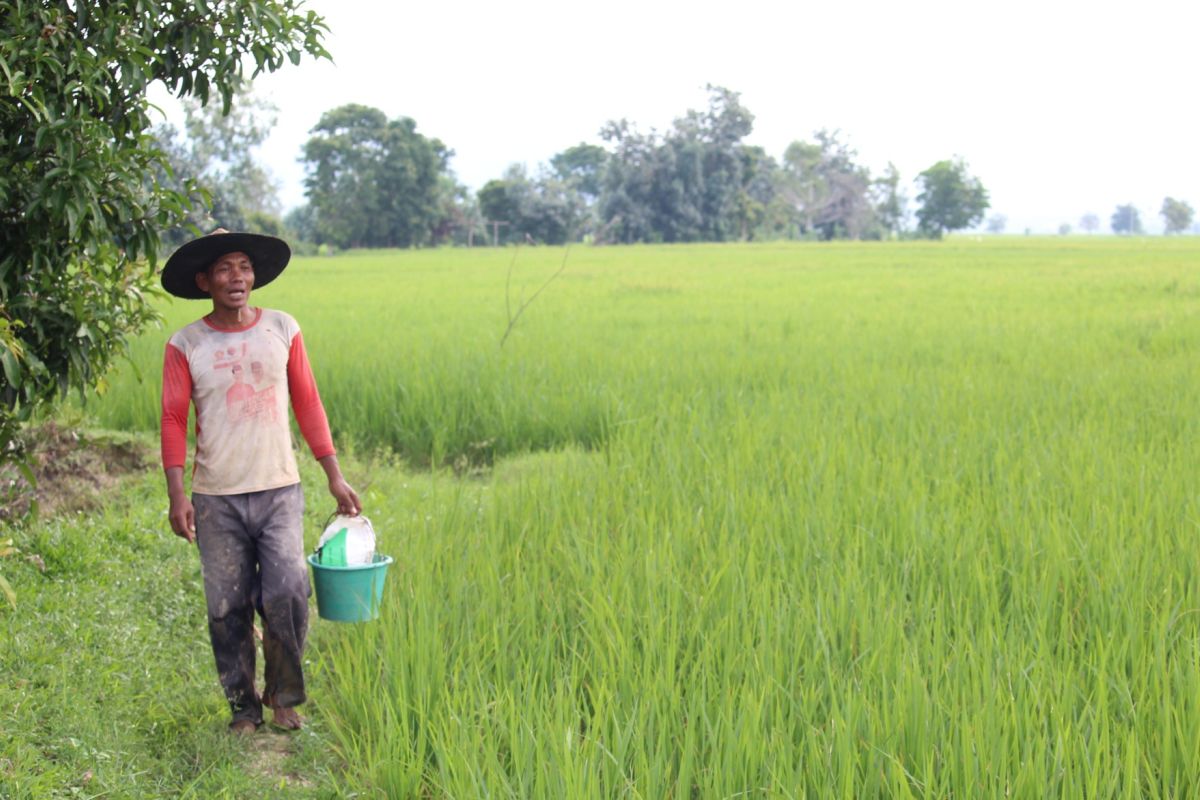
[{"xmin": 0, "ymin": 440, "xmax": 353, "ymax": 799}]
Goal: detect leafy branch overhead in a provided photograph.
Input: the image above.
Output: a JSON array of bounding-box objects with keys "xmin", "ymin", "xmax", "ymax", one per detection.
[{"xmin": 0, "ymin": 1, "xmax": 330, "ymax": 467}]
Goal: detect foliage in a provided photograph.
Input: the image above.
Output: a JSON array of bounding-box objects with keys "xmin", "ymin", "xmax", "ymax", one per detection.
[
  {"xmin": 467, "ymin": 89, "xmax": 999, "ymax": 245},
  {"xmin": 477, "ymin": 165, "xmax": 584, "ymax": 245},
  {"xmin": 986, "ymin": 214, "xmax": 1007, "ymax": 234},
  {"xmin": 1160, "ymin": 197, "xmax": 1194, "ymax": 235},
  {"xmin": 1079, "ymin": 212, "xmax": 1100, "ymax": 234},
  {"xmin": 585, "ymin": 94, "xmax": 907, "ymax": 244},
  {"xmin": 432, "ymin": 175, "xmax": 485, "ymax": 246},
  {"xmin": 550, "ymin": 142, "xmax": 608, "ymax": 203},
  {"xmin": 777, "ymin": 129, "xmax": 881, "ymax": 240},
  {"xmin": 1111, "ymin": 203, "xmax": 1142, "ymax": 235},
  {"xmin": 915, "ymin": 158, "xmax": 990, "ymax": 238},
  {"xmin": 0, "ymin": 456, "xmax": 347, "ymax": 795},
  {"xmin": 153, "ymin": 81, "xmax": 284, "ymax": 247},
  {"xmin": 0, "ymin": 0, "xmax": 329, "ymax": 469},
  {"xmin": 869, "ymin": 162, "xmax": 907, "ymax": 238},
  {"xmin": 596, "ymin": 85, "xmax": 774, "ymax": 244},
  {"xmin": 301, "ymin": 104, "xmax": 455, "ymax": 248}
]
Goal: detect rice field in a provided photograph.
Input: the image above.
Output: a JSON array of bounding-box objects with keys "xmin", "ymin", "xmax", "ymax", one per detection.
[{"xmin": 95, "ymin": 237, "xmax": 1200, "ymax": 796}]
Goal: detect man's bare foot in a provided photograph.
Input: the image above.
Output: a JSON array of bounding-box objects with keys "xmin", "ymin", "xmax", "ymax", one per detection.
[
  {"xmin": 229, "ymin": 719, "xmax": 258, "ymax": 736},
  {"xmin": 271, "ymin": 705, "xmax": 303, "ymax": 731}
]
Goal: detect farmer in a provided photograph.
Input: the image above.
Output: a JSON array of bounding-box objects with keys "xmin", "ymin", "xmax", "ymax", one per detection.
[{"xmin": 159, "ymin": 228, "xmax": 360, "ymax": 734}]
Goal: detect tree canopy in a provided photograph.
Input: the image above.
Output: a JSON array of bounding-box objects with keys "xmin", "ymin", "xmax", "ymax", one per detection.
[
  {"xmin": 1160, "ymin": 197, "xmax": 1194, "ymax": 235},
  {"xmin": 477, "ymin": 165, "xmax": 582, "ymax": 245},
  {"xmin": 594, "ymin": 86, "xmax": 771, "ymax": 244},
  {"xmin": 301, "ymin": 104, "xmax": 454, "ymax": 248},
  {"xmin": 1110, "ymin": 204, "xmax": 1142, "ymax": 235},
  {"xmin": 0, "ymin": 1, "xmax": 328, "ymax": 463},
  {"xmin": 914, "ymin": 159, "xmax": 989, "ymax": 239}
]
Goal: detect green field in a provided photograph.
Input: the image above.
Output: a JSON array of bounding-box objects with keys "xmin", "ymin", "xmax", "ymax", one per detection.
[{"xmin": 84, "ymin": 237, "xmax": 1200, "ymax": 796}]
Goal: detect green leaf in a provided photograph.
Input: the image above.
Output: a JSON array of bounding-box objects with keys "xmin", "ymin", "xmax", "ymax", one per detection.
[{"xmin": 1, "ymin": 349, "xmax": 21, "ymax": 385}]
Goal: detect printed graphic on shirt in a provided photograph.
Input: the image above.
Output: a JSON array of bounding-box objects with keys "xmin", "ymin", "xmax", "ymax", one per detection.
[{"xmin": 210, "ymin": 343, "xmax": 281, "ymax": 426}]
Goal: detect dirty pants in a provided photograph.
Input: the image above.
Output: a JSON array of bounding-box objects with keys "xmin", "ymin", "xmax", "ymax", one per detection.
[{"xmin": 193, "ymin": 483, "xmax": 308, "ymax": 725}]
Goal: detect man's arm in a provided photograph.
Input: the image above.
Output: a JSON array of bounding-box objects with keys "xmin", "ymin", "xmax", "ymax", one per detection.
[
  {"xmin": 162, "ymin": 343, "xmax": 195, "ymax": 542},
  {"xmin": 288, "ymin": 331, "xmax": 361, "ymax": 516}
]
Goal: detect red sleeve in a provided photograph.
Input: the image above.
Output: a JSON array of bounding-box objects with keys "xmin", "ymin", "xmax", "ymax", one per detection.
[
  {"xmin": 161, "ymin": 343, "xmax": 192, "ymax": 470},
  {"xmin": 287, "ymin": 331, "xmax": 336, "ymax": 460}
]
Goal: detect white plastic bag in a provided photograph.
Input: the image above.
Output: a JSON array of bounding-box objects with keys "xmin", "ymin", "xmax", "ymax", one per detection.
[{"xmin": 316, "ymin": 514, "xmax": 376, "ymax": 566}]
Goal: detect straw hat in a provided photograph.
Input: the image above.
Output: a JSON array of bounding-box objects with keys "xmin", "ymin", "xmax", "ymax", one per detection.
[{"xmin": 161, "ymin": 228, "xmax": 291, "ymax": 299}]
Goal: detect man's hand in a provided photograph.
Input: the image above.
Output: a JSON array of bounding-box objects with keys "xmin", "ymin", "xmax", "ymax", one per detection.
[
  {"xmin": 165, "ymin": 466, "xmax": 195, "ymax": 543},
  {"xmin": 169, "ymin": 494, "xmax": 196, "ymax": 543},
  {"xmin": 328, "ymin": 477, "xmax": 361, "ymax": 516},
  {"xmin": 319, "ymin": 454, "xmax": 361, "ymax": 516}
]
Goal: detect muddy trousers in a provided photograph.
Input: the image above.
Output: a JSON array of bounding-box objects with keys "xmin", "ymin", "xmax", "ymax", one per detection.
[{"xmin": 193, "ymin": 483, "xmax": 308, "ymax": 725}]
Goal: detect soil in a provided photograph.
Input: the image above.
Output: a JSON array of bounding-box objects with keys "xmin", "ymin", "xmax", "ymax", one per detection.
[{"xmin": 0, "ymin": 421, "xmax": 153, "ymax": 523}]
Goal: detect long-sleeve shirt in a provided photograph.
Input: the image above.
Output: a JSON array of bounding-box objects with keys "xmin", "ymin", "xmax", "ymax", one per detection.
[{"xmin": 161, "ymin": 307, "xmax": 335, "ymax": 495}]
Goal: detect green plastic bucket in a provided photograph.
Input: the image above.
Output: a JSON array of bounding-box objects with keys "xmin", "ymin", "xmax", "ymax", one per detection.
[{"xmin": 308, "ymin": 553, "xmax": 393, "ymax": 622}]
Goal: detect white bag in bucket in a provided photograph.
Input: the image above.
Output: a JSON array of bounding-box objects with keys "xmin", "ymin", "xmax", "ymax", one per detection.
[{"xmin": 317, "ymin": 514, "xmax": 376, "ymax": 566}]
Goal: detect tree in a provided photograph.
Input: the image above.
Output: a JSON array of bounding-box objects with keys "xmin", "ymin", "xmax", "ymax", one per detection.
[
  {"xmin": 915, "ymin": 158, "xmax": 989, "ymax": 238},
  {"xmin": 548, "ymin": 143, "xmax": 608, "ymax": 239},
  {"xmin": 154, "ymin": 81, "xmax": 283, "ymax": 247},
  {"xmin": 477, "ymin": 165, "xmax": 584, "ymax": 245},
  {"xmin": 0, "ymin": 1, "xmax": 328, "ymax": 466},
  {"xmin": 1058, "ymin": 223, "xmax": 1072, "ymax": 236},
  {"xmin": 550, "ymin": 143, "xmax": 608, "ymax": 203},
  {"xmin": 302, "ymin": 105, "xmax": 452, "ymax": 248},
  {"xmin": 183, "ymin": 86, "xmax": 282, "ymax": 217},
  {"xmin": 869, "ymin": 162, "xmax": 907, "ymax": 239},
  {"xmin": 1079, "ymin": 213, "xmax": 1100, "ymax": 234},
  {"xmin": 1110, "ymin": 204, "xmax": 1142, "ymax": 235},
  {"xmin": 986, "ymin": 214, "xmax": 1007, "ymax": 234},
  {"xmin": 778, "ymin": 130, "xmax": 876, "ymax": 240},
  {"xmin": 1160, "ymin": 197, "xmax": 1194, "ymax": 235},
  {"xmin": 595, "ymin": 86, "xmax": 772, "ymax": 244},
  {"xmin": 284, "ymin": 204, "xmax": 318, "ymax": 244}
]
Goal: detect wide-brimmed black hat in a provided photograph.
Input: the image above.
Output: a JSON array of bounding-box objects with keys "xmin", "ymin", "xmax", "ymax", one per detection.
[{"xmin": 161, "ymin": 229, "xmax": 291, "ymax": 299}]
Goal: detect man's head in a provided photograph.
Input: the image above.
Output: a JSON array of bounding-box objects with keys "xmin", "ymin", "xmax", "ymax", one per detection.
[{"xmin": 161, "ymin": 228, "xmax": 290, "ymax": 300}]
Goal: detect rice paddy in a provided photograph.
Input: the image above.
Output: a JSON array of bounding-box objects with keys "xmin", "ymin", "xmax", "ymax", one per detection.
[{"xmin": 93, "ymin": 237, "xmax": 1200, "ymax": 796}]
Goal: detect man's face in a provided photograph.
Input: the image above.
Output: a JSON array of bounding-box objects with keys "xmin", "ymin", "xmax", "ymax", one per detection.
[{"xmin": 196, "ymin": 251, "xmax": 255, "ymax": 313}]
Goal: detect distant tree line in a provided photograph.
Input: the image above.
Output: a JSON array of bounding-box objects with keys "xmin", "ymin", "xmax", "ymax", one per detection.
[
  {"xmin": 1062, "ymin": 200, "xmax": 1195, "ymax": 237},
  {"xmin": 161, "ymin": 85, "xmax": 997, "ymax": 249},
  {"xmin": 162, "ymin": 83, "xmax": 1197, "ymax": 248},
  {"xmin": 463, "ymin": 85, "xmax": 993, "ymax": 246}
]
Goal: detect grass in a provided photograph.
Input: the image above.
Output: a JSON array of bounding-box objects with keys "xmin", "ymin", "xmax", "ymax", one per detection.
[
  {"xmin": 26, "ymin": 236, "xmax": 1200, "ymax": 795},
  {"xmin": 0, "ymin": 449, "xmax": 354, "ymax": 799}
]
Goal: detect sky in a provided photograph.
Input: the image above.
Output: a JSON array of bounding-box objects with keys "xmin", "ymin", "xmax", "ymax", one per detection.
[{"xmin": 153, "ymin": 0, "xmax": 1198, "ymax": 234}]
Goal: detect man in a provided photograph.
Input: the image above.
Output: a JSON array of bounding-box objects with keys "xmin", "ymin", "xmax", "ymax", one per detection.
[{"xmin": 160, "ymin": 228, "xmax": 360, "ymax": 734}]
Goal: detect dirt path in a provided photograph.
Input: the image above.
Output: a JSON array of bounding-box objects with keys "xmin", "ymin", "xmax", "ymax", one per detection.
[{"xmin": 246, "ymin": 729, "xmax": 314, "ymax": 789}]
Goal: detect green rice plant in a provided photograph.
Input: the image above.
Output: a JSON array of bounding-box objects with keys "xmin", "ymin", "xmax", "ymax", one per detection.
[{"xmin": 86, "ymin": 236, "xmax": 1200, "ymax": 796}]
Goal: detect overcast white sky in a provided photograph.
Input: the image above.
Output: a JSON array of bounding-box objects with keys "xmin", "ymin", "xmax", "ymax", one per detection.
[{"xmin": 156, "ymin": 0, "xmax": 1198, "ymax": 234}]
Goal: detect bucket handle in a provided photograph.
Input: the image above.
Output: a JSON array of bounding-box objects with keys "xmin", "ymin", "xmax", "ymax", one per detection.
[{"xmin": 320, "ymin": 510, "xmax": 375, "ymax": 530}]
